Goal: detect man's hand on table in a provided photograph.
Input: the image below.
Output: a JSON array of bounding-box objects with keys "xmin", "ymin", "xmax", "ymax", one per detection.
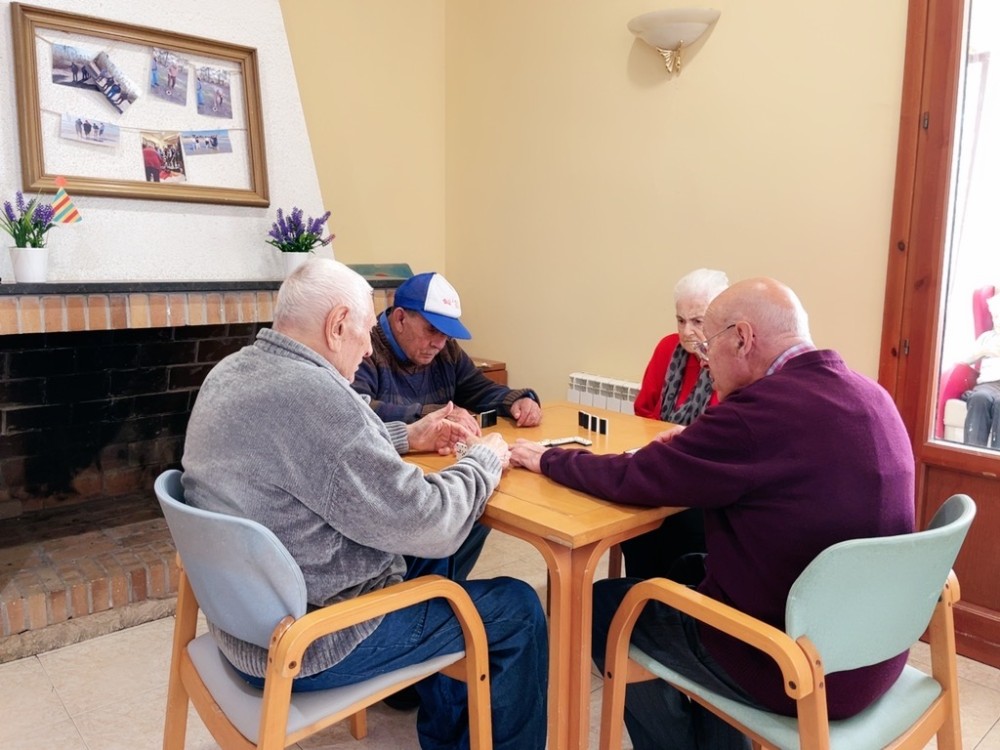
[
  {"xmin": 464, "ymin": 432, "xmax": 511, "ymax": 470},
  {"xmin": 408, "ymin": 403, "xmax": 476, "ymax": 455},
  {"xmin": 444, "ymin": 404, "xmax": 482, "ymax": 436},
  {"xmin": 510, "ymin": 439, "xmax": 547, "ymax": 473},
  {"xmin": 653, "ymin": 425, "xmax": 685, "ymax": 444},
  {"xmin": 511, "ymin": 397, "xmax": 542, "ymax": 427}
]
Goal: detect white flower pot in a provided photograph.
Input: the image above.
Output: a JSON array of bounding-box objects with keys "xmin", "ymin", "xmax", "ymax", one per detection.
[
  {"xmin": 9, "ymin": 246, "xmax": 49, "ymax": 283},
  {"xmin": 280, "ymin": 251, "xmax": 311, "ymax": 278}
]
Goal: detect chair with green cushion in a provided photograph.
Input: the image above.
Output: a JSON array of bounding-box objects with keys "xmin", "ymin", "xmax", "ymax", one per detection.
[{"xmin": 598, "ymin": 494, "xmax": 976, "ymax": 750}]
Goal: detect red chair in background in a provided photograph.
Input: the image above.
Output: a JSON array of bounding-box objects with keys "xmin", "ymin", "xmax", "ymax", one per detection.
[{"xmin": 936, "ymin": 285, "xmax": 996, "ymax": 440}]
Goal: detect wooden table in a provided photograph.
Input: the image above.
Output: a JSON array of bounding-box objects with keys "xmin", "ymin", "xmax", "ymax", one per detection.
[{"xmin": 411, "ymin": 402, "xmax": 680, "ymax": 750}]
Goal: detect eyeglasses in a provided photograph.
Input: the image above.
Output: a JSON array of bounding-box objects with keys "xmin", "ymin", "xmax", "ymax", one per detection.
[{"xmin": 694, "ymin": 323, "xmax": 736, "ymax": 360}]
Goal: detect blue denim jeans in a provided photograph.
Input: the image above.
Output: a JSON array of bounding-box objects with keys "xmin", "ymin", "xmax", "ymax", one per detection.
[
  {"xmin": 593, "ymin": 577, "xmax": 753, "ymax": 750},
  {"xmin": 240, "ymin": 554, "xmax": 547, "ymax": 750}
]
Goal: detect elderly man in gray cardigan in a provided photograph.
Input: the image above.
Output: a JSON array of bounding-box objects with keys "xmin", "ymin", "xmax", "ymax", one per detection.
[{"xmin": 182, "ymin": 258, "xmax": 547, "ymax": 750}]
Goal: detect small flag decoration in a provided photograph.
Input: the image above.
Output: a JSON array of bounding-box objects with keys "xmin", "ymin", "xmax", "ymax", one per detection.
[{"xmin": 51, "ymin": 176, "xmax": 81, "ymax": 224}]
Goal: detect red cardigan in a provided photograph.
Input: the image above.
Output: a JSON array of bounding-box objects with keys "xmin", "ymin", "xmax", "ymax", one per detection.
[{"xmin": 634, "ymin": 333, "xmax": 718, "ymax": 420}]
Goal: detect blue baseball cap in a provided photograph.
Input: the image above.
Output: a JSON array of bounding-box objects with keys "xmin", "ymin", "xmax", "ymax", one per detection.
[{"xmin": 392, "ymin": 272, "xmax": 472, "ymax": 340}]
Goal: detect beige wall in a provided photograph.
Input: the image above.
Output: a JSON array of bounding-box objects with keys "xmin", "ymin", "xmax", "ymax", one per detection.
[
  {"xmin": 281, "ymin": 0, "xmax": 908, "ymax": 402},
  {"xmin": 280, "ymin": 0, "xmax": 447, "ymax": 273}
]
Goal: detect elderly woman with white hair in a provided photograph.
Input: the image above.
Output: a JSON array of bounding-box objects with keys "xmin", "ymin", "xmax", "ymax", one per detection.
[
  {"xmin": 634, "ymin": 268, "xmax": 730, "ymax": 421},
  {"xmin": 626, "ymin": 267, "xmax": 729, "ymax": 580}
]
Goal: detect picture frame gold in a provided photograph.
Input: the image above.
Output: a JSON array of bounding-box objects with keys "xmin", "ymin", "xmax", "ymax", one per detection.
[{"xmin": 10, "ymin": 3, "xmax": 269, "ymax": 207}]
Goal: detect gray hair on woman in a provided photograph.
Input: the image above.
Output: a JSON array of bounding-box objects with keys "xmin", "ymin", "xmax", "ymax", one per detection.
[
  {"xmin": 673, "ymin": 268, "xmax": 730, "ymax": 304},
  {"xmin": 274, "ymin": 258, "xmax": 374, "ymax": 334}
]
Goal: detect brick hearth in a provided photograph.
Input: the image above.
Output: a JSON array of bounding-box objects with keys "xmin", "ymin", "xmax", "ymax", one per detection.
[{"xmin": 0, "ymin": 492, "xmax": 176, "ymax": 661}]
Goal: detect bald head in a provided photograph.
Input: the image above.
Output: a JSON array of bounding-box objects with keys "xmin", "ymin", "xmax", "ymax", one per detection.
[{"xmin": 701, "ymin": 278, "xmax": 813, "ymax": 398}]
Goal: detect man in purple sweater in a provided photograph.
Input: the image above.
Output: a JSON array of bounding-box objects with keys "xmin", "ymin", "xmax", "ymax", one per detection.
[{"xmin": 511, "ymin": 278, "xmax": 915, "ymax": 750}]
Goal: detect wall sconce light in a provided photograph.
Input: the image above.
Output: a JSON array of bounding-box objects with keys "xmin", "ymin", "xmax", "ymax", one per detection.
[{"xmin": 627, "ymin": 8, "xmax": 721, "ymax": 73}]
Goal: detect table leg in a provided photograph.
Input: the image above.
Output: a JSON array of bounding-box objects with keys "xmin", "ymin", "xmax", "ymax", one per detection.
[
  {"xmin": 546, "ymin": 543, "xmax": 574, "ymax": 750},
  {"xmin": 485, "ymin": 518, "xmax": 672, "ymax": 750},
  {"xmin": 485, "ymin": 521, "xmax": 573, "ymax": 749},
  {"xmin": 567, "ymin": 542, "xmax": 608, "ymax": 750}
]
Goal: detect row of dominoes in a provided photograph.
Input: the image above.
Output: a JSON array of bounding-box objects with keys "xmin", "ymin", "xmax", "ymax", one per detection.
[{"xmin": 578, "ymin": 410, "xmax": 609, "ymax": 435}]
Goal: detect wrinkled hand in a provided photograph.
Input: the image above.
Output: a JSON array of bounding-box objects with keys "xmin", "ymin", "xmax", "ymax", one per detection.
[
  {"xmin": 653, "ymin": 425, "xmax": 685, "ymax": 444},
  {"xmin": 408, "ymin": 402, "xmax": 475, "ymax": 455},
  {"xmin": 466, "ymin": 432, "xmax": 511, "ymax": 469},
  {"xmin": 510, "ymin": 397, "xmax": 542, "ymax": 427},
  {"xmin": 445, "ymin": 405, "xmax": 482, "ymax": 436},
  {"xmin": 509, "ymin": 438, "xmax": 547, "ymax": 473}
]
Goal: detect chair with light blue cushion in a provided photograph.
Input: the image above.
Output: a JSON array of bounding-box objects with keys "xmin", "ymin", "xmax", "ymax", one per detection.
[
  {"xmin": 599, "ymin": 494, "xmax": 976, "ymax": 750},
  {"xmin": 155, "ymin": 469, "xmax": 493, "ymax": 750}
]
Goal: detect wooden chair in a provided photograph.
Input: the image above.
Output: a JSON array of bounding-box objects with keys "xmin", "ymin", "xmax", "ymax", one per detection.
[
  {"xmin": 155, "ymin": 469, "xmax": 493, "ymax": 749},
  {"xmin": 599, "ymin": 494, "xmax": 976, "ymax": 750}
]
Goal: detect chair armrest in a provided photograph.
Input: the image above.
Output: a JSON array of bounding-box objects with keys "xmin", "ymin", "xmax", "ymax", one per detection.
[
  {"xmin": 607, "ymin": 578, "xmax": 814, "ymax": 700},
  {"xmin": 269, "ymin": 575, "xmax": 488, "ymax": 680},
  {"xmin": 253, "ymin": 577, "xmax": 492, "ymax": 748}
]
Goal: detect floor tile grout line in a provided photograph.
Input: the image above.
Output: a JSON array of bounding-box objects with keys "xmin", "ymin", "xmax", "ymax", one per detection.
[
  {"xmin": 974, "ymin": 716, "xmax": 1000, "ymax": 750},
  {"xmin": 34, "ymin": 652, "xmax": 79, "ymax": 723}
]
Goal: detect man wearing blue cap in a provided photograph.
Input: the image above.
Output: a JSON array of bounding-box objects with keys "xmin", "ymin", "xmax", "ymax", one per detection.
[
  {"xmin": 352, "ymin": 271, "xmax": 542, "ymax": 585},
  {"xmin": 353, "ymin": 271, "xmax": 542, "ymax": 433}
]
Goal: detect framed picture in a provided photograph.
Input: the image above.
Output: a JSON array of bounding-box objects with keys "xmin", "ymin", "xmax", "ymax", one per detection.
[{"xmin": 11, "ymin": 3, "xmax": 269, "ymax": 207}]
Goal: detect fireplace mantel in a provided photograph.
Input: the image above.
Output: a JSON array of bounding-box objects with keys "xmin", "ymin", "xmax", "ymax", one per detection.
[{"xmin": 0, "ymin": 266, "xmax": 409, "ymax": 336}]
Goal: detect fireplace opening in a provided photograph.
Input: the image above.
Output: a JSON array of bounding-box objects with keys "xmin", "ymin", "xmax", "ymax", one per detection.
[{"xmin": 0, "ymin": 322, "xmax": 263, "ymax": 660}]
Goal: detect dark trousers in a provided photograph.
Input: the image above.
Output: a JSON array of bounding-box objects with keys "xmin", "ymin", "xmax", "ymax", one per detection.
[
  {"xmin": 619, "ymin": 508, "xmax": 706, "ymax": 580},
  {"xmin": 964, "ymin": 381, "xmax": 1000, "ymax": 447},
  {"xmin": 593, "ymin": 577, "xmax": 754, "ymax": 750}
]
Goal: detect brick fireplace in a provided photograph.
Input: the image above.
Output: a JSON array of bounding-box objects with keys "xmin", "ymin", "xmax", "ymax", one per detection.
[{"xmin": 0, "ymin": 277, "xmax": 400, "ymax": 660}]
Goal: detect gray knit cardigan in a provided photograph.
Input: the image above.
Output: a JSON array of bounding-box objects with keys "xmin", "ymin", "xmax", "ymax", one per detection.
[{"xmin": 181, "ymin": 328, "xmax": 502, "ymax": 677}]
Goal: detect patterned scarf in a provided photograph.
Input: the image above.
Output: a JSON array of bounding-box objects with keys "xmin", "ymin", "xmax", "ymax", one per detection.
[{"xmin": 659, "ymin": 343, "xmax": 714, "ymax": 425}]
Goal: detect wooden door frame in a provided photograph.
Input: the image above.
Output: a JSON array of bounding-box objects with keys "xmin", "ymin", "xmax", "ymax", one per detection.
[
  {"xmin": 881, "ymin": 0, "xmax": 1000, "ymax": 668},
  {"xmin": 880, "ymin": 0, "xmax": 965, "ymax": 445}
]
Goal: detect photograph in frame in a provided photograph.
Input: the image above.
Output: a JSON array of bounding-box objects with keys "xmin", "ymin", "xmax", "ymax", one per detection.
[
  {"xmin": 150, "ymin": 47, "xmax": 188, "ymax": 106},
  {"xmin": 140, "ymin": 131, "xmax": 187, "ymax": 183},
  {"xmin": 196, "ymin": 66, "xmax": 232, "ymax": 119},
  {"xmin": 181, "ymin": 129, "xmax": 233, "ymax": 155},
  {"xmin": 60, "ymin": 112, "xmax": 120, "ymax": 147},
  {"xmin": 87, "ymin": 50, "xmax": 141, "ymax": 114},
  {"xmin": 51, "ymin": 43, "xmax": 98, "ymax": 90}
]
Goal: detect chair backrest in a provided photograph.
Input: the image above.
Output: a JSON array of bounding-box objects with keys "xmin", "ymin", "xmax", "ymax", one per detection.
[
  {"xmin": 784, "ymin": 494, "xmax": 975, "ymax": 674},
  {"xmin": 154, "ymin": 469, "xmax": 308, "ymax": 648}
]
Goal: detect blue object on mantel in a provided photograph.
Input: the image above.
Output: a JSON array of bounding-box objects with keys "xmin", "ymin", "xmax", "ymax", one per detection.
[{"xmin": 0, "ymin": 264, "xmax": 415, "ymax": 295}]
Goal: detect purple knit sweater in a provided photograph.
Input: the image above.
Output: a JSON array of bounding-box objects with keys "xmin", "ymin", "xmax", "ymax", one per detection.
[{"xmin": 541, "ymin": 349, "xmax": 915, "ymax": 718}]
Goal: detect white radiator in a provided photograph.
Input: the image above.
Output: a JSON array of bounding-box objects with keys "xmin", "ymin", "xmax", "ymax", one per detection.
[{"xmin": 567, "ymin": 372, "xmax": 641, "ymax": 414}]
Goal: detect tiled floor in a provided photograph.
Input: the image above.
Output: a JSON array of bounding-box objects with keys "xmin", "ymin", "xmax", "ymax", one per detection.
[{"xmin": 2, "ymin": 531, "xmax": 999, "ymax": 750}]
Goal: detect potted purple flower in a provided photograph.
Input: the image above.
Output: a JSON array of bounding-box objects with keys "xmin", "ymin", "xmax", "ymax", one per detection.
[
  {"xmin": 1, "ymin": 191, "xmax": 56, "ymax": 283},
  {"xmin": 266, "ymin": 207, "xmax": 334, "ymax": 277}
]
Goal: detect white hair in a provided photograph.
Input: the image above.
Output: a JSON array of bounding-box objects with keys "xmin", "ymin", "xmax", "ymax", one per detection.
[
  {"xmin": 273, "ymin": 258, "xmax": 374, "ymax": 334},
  {"xmin": 673, "ymin": 268, "xmax": 729, "ymax": 305}
]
